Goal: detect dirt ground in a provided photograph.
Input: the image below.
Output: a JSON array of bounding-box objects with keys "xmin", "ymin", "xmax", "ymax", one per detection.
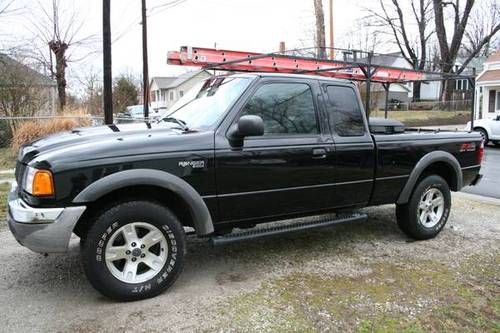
[{"xmin": 0, "ymin": 192, "xmax": 498, "ymax": 333}]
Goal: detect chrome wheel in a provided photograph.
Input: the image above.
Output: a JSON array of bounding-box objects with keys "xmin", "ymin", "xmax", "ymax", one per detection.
[
  {"xmin": 105, "ymin": 222, "xmax": 168, "ymax": 284},
  {"xmin": 417, "ymin": 188, "xmax": 444, "ymax": 228}
]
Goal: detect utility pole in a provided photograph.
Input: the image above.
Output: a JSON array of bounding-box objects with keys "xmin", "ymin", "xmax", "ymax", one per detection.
[
  {"xmin": 329, "ymin": 0, "xmax": 334, "ymax": 60},
  {"xmin": 141, "ymin": 0, "xmax": 149, "ymax": 119},
  {"xmin": 103, "ymin": 0, "xmax": 113, "ymax": 124}
]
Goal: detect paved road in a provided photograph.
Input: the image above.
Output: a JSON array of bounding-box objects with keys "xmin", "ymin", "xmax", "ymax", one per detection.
[{"xmin": 462, "ymin": 145, "xmax": 500, "ymax": 199}]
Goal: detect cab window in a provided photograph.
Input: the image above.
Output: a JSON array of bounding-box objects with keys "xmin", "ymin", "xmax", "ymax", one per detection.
[
  {"xmin": 240, "ymin": 83, "xmax": 318, "ymax": 135},
  {"xmin": 325, "ymin": 85, "xmax": 365, "ymax": 137}
]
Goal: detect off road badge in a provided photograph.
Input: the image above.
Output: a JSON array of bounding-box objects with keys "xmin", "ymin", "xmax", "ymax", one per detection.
[{"xmin": 178, "ymin": 160, "xmax": 205, "ymax": 169}]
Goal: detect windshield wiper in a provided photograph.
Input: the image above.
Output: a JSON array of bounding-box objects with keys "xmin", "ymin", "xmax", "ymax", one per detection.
[{"xmin": 163, "ymin": 117, "xmax": 190, "ymax": 132}]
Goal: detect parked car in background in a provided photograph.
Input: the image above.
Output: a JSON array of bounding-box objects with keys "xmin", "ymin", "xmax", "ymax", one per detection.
[
  {"xmin": 466, "ymin": 114, "xmax": 500, "ymax": 146},
  {"xmin": 117, "ymin": 105, "xmax": 164, "ymax": 123}
]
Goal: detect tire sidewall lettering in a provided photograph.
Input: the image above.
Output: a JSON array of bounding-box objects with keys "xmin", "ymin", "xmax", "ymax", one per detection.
[{"xmin": 94, "ymin": 220, "xmax": 179, "ymax": 295}]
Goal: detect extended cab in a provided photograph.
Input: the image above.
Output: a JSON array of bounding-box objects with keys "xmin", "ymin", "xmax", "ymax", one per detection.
[{"xmin": 8, "ymin": 73, "xmax": 483, "ymax": 301}]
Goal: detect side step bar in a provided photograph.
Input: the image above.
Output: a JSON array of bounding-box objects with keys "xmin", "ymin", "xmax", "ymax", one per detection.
[{"xmin": 210, "ymin": 213, "xmax": 368, "ymax": 246}]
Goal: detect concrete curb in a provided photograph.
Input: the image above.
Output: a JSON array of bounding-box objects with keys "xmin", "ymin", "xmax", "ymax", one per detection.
[{"xmin": 454, "ymin": 191, "xmax": 500, "ymax": 206}]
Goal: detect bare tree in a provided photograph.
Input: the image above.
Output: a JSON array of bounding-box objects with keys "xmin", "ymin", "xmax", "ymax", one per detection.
[
  {"xmin": 461, "ymin": 0, "xmax": 500, "ymax": 58},
  {"xmin": 0, "ymin": 55, "xmax": 49, "ymax": 132},
  {"xmin": 367, "ymin": 0, "xmax": 434, "ymax": 100},
  {"xmin": 340, "ymin": 19, "xmax": 380, "ymax": 52},
  {"xmin": 313, "ymin": 0, "xmax": 326, "ymax": 59},
  {"xmin": 433, "ymin": 0, "xmax": 500, "ymax": 99},
  {"xmin": 29, "ymin": 0, "xmax": 98, "ymax": 113},
  {"xmin": 78, "ymin": 69, "xmax": 103, "ymax": 115},
  {"xmin": 0, "ymin": 0, "xmax": 17, "ymax": 16}
]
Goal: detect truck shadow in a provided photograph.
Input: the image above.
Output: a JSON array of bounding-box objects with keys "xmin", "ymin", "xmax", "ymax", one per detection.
[{"xmin": 3, "ymin": 205, "xmax": 406, "ymax": 302}]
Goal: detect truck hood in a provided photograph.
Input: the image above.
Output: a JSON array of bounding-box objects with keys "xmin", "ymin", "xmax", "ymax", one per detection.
[{"xmin": 19, "ymin": 122, "xmax": 214, "ymax": 171}]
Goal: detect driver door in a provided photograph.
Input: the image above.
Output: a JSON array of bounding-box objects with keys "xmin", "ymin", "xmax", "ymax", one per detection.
[{"xmin": 214, "ymin": 78, "xmax": 336, "ymax": 223}]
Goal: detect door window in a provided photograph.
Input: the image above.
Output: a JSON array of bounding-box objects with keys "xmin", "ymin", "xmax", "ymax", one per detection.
[
  {"xmin": 240, "ymin": 83, "xmax": 318, "ymax": 135},
  {"xmin": 325, "ymin": 85, "xmax": 365, "ymax": 137}
]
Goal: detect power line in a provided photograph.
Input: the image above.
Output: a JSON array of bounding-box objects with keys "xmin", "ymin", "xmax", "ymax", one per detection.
[
  {"xmin": 111, "ymin": 0, "xmax": 189, "ymax": 44},
  {"xmin": 147, "ymin": 0, "xmax": 189, "ymax": 17}
]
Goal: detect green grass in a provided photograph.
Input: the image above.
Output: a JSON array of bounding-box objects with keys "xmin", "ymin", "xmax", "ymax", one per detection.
[
  {"xmin": 0, "ymin": 182, "xmax": 9, "ymax": 221},
  {"xmin": 217, "ymin": 255, "xmax": 500, "ymax": 332},
  {"xmin": 370, "ymin": 110, "xmax": 470, "ymax": 127},
  {"xmin": 0, "ymin": 148, "xmax": 15, "ymax": 169}
]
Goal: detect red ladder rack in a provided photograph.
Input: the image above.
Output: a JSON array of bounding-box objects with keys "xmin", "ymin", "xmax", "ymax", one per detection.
[{"xmin": 167, "ymin": 46, "xmax": 427, "ymax": 83}]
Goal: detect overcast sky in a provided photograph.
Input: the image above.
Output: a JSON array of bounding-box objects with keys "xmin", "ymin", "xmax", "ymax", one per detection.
[{"xmin": 1, "ymin": 0, "xmax": 370, "ymax": 89}]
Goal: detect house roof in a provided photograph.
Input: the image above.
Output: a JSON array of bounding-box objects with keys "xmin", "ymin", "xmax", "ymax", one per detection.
[
  {"xmin": 0, "ymin": 54, "xmax": 56, "ymax": 87},
  {"xmin": 151, "ymin": 70, "xmax": 211, "ymax": 90},
  {"xmin": 370, "ymin": 52, "xmax": 405, "ymax": 67},
  {"xmin": 151, "ymin": 76, "xmax": 176, "ymax": 89},
  {"xmin": 477, "ymin": 69, "xmax": 500, "ymax": 83}
]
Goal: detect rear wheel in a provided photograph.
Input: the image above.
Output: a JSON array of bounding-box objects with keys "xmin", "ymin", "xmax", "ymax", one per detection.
[
  {"xmin": 475, "ymin": 128, "xmax": 489, "ymax": 145},
  {"xmin": 396, "ymin": 175, "xmax": 451, "ymax": 240},
  {"xmin": 81, "ymin": 200, "xmax": 186, "ymax": 301}
]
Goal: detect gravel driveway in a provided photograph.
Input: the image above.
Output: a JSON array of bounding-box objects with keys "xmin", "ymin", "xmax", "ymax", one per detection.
[{"xmin": 1, "ymin": 192, "xmax": 499, "ymax": 332}]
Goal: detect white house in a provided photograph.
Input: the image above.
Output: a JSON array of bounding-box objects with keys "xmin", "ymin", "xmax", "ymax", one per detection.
[
  {"xmin": 150, "ymin": 70, "xmax": 212, "ymax": 110},
  {"xmin": 475, "ymin": 51, "xmax": 500, "ymax": 120}
]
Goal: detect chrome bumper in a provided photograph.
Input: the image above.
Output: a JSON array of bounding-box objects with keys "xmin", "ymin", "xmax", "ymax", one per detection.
[{"xmin": 7, "ymin": 182, "xmax": 86, "ymax": 253}]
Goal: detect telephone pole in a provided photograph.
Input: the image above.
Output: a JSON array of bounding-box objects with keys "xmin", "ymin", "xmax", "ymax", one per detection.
[
  {"xmin": 103, "ymin": 0, "xmax": 113, "ymax": 124},
  {"xmin": 329, "ymin": 0, "xmax": 334, "ymax": 60},
  {"xmin": 141, "ymin": 0, "xmax": 149, "ymax": 118}
]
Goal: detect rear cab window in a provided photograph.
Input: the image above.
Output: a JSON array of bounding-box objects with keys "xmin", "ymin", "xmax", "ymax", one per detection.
[{"xmin": 324, "ymin": 85, "xmax": 366, "ymax": 137}]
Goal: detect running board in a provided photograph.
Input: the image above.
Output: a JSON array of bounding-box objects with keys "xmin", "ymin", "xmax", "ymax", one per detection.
[{"xmin": 210, "ymin": 213, "xmax": 368, "ymax": 246}]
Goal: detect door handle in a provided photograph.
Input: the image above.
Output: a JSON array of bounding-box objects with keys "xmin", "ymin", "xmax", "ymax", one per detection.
[{"xmin": 312, "ymin": 148, "xmax": 327, "ymax": 159}]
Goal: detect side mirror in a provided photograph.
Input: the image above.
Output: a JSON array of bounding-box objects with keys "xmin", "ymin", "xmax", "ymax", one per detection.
[{"xmin": 228, "ymin": 115, "xmax": 264, "ymax": 147}]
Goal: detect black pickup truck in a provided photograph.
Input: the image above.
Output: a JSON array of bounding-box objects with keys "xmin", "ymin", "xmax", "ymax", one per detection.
[{"xmin": 8, "ymin": 73, "xmax": 483, "ymax": 301}]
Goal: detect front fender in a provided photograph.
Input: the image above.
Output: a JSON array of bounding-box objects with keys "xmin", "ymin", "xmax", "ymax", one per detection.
[
  {"xmin": 396, "ymin": 151, "xmax": 463, "ymax": 205},
  {"xmin": 73, "ymin": 169, "xmax": 214, "ymax": 236}
]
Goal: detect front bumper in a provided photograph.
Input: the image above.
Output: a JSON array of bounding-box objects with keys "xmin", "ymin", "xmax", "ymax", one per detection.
[{"xmin": 7, "ymin": 182, "xmax": 86, "ymax": 253}]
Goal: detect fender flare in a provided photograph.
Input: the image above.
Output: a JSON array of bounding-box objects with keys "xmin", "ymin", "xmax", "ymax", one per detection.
[
  {"xmin": 396, "ymin": 151, "xmax": 463, "ymax": 205},
  {"xmin": 73, "ymin": 169, "xmax": 214, "ymax": 236}
]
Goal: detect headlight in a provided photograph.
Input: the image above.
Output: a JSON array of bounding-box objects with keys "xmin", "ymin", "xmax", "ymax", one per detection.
[{"xmin": 24, "ymin": 167, "xmax": 55, "ymax": 197}]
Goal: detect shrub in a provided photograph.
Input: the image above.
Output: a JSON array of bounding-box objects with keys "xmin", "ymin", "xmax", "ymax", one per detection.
[{"xmin": 10, "ymin": 112, "xmax": 91, "ymax": 154}]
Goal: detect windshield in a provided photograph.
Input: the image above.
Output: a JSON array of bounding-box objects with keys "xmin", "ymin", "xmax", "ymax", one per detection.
[{"xmin": 159, "ymin": 76, "xmax": 251, "ymax": 130}]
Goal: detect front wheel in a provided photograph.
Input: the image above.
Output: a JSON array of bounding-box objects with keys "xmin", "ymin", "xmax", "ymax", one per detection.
[
  {"xmin": 396, "ymin": 175, "xmax": 451, "ymax": 240},
  {"xmin": 81, "ymin": 201, "xmax": 186, "ymax": 301}
]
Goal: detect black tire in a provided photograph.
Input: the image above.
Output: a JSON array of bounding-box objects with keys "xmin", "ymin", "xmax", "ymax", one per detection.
[
  {"xmin": 475, "ymin": 128, "xmax": 489, "ymax": 145},
  {"xmin": 396, "ymin": 175, "xmax": 451, "ymax": 240},
  {"xmin": 81, "ymin": 201, "xmax": 186, "ymax": 301}
]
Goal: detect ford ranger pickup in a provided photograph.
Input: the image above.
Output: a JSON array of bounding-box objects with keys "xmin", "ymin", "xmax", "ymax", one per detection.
[{"xmin": 8, "ymin": 73, "xmax": 483, "ymax": 301}]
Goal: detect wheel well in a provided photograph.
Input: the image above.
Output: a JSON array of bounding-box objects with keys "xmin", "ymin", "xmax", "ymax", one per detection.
[
  {"xmin": 419, "ymin": 161, "xmax": 458, "ymax": 191},
  {"xmin": 74, "ymin": 185, "xmax": 195, "ymax": 238},
  {"xmin": 473, "ymin": 126, "xmax": 487, "ymax": 135}
]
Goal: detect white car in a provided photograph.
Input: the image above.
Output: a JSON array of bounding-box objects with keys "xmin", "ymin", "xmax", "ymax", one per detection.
[{"xmin": 466, "ymin": 114, "xmax": 500, "ymax": 146}]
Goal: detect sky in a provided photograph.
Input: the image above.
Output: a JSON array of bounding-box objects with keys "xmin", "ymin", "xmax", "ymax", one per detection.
[{"xmin": 0, "ymin": 0, "xmax": 368, "ymax": 93}]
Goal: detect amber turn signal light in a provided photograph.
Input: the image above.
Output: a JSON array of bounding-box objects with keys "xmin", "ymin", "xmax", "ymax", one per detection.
[{"xmin": 32, "ymin": 170, "xmax": 55, "ymax": 196}]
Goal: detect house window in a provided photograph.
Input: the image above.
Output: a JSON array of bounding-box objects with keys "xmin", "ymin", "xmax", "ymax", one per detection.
[
  {"xmin": 170, "ymin": 91, "xmax": 174, "ymax": 101},
  {"xmin": 179, "ymin": 90, "xmax": 184, "ymax": 97},
  {"xmin": 455, "ymin": 79, "xmax": 468, "ymax": 91}
]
